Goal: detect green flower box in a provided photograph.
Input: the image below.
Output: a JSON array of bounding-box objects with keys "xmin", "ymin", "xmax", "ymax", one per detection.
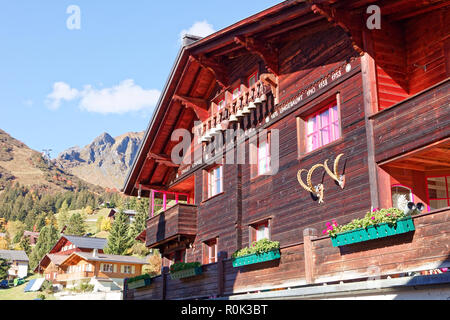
[
  {"xmin": 330, "ymin": 217, "xmax": 415, "ymax": 247},
  {"xmin": 232, "ymin": 249, "xmax": 281, "ymax": 267},
  {"xmin": 170, "ymin": 266, "xmax": 203, "ymax": 280},
  {"xmin": 126, "ymin": 275, "xmax": 151, "ymax": 290}
]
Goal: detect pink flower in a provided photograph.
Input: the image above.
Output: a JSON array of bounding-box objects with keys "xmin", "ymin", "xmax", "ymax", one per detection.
[
  {"xmin": 326, "ymin": 222, "xmax": 331, "ymax": 227},
  {"xmin": 386, "ymin": 213, "xmax": 391, "ymax": 216},
  {"xmin": 371, "ymin": 216, "xmax": 375, "ymax": 220},
  {"xmin": 322, "ymin": 229, "xmax": 327, "ymax": 235}
]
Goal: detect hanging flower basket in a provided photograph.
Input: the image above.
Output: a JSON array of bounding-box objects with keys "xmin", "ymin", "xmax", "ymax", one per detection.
[
  {"xmin": 232, "ymin": 249, "xmax": 281, "ymax": 267},
  {"xmin": 330, "ymin": 217, "xmax": 415, "ymax": 247},
  {"xmin": 170, "ymin": 266, "xmax": 203, "ymax": 280}
]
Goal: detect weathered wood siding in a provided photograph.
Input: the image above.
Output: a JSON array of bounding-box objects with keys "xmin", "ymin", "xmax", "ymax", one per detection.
[{"xmin": 371, "ymin": 79, "xmax": 450, "ymax": 163}]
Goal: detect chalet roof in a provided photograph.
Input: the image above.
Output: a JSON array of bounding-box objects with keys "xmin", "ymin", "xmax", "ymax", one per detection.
[
  {"xmin": 61, "ymin": 251, "xmax": 148, "ymax": 266},
  {"xmin": 0, "ymin": 250, "xmax": 29, "ymax": 262},
  {"xmin": 62, "ymin": 235, "xmax": 107, "ymax": 250},
  {"xmin": 49, "ymin": 235, "xmax": 107, "ymax": 254},
  {"xmin": 122, "ymin": 1, "xmax": 317, "ymax": 196},
  {"xmin": 108, "ymin": 209, "xmax": 137, "ymax": 218},
  {"xmin": 34, "ymin": 253, "xmax": 67, "ymax": 273}
]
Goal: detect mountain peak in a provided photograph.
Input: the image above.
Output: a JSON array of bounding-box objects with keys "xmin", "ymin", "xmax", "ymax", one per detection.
[{"xmin": 56, "ymin": 131, "xmax": 144, "ymax": 189}]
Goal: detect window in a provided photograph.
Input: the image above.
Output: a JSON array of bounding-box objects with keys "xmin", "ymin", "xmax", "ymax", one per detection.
[
  {"xmin": 203, "ymin": 238, "xmax": 218, "ymax": 264},
  {"xmin": 248, "ymin": 71, "xmax": 258, "ymax": 88},
  {"xmin": 217, "ymin": 99, "xmax": 225, "ymax": 112},
  {"xmin": 250, "ymin": 220, "xmax": 270, "ymax": 244},
  {"xmin": 86, "ymin": 264, "xmax": 93, "ymax": 272},
  {"xmin": 207, "ymin": 166, "xmax": 223, "ymax": 198},
  {"xmin": 150, "ymin": 190, "xmax": 190, "ymax": 217},
  {"xmin": 427, "ymin": 176, "xmax": 450, "ymax": 210},
  {"xmin": 232, "ymin": 86, "xmax": 240, "ymax": 100},
  {"xmin": 122, "ymin": 265, "xmax": 133, "ymax": 274},
  {"xmin": 258, "ymin": 134, "xmax": 271, "ymax": 175},
  {"xmin": 305, "ymin": 103, "xmax": 340, "ymax": 152},
  {"xmin": 101, "ymin": 263, "xmax": 114, "ymax": 273},
  {"xmin": 391, "ymin": 185, "xmax": 413, "ymax": 209}
]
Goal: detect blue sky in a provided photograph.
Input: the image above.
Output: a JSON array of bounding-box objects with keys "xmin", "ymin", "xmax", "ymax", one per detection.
[{"xmin": 0, "ymin": 0, "xmax": 280, "ymax": 158}]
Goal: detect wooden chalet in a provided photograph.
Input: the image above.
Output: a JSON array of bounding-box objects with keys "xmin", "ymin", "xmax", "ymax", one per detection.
[
  {"xmin": 35, "ymin": 235, "xmax": 107, "ymax": 281},
  {"xmin": 122, "ymin": 0, "xmax": 450, "ymax": 300},
  {"xmin": 56, "ymin": 251, "xmax": 147, "ymax": 291}
]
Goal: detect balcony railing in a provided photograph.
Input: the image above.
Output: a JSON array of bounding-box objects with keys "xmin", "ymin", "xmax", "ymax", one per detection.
[
  {"xmin": 198, "ymin": 78, "xmax": 273, "ymax": 143},
  {"xmin": 126, "ymin": 207, "xmax": 450, "ymax": 300},
  {"xmin": 56, "ymin": 271, "xmax": 92, "ymax": 282},
  {"xmin": 146, "ymin": 203, "xmax": 197, "ymax": 248}
]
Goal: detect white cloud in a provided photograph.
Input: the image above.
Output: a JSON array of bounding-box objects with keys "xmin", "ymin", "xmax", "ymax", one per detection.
[
  {"xmin": 180, "ymin": 20, "xmax": 215, "ymax": 41},
  {"xmin": 46, "ymin": 81, "xmax": 79, "ymax": 110},
  {"xmin": 45, "ymin": 79, "xmax": 161, "ymax": 115}
]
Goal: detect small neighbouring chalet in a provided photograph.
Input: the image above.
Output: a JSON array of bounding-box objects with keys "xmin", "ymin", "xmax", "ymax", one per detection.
[{"xmin": 122, "ymin": 0, "xmax": 450, "ymax": 300}]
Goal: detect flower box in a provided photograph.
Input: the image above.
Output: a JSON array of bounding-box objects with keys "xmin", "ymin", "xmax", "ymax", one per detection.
[
  {"xmin": 232, "ymin": 249, "xmax": 281, "ymax": 267},
  {"xmin": 126, "ymin": 275, "xmax": 151, "ymax": 289},
  {"xmin": 330, "ymin": 217, "xmax": 415, "ymax": 247},
  {"xmin": 170, "ymin": 266, "xmax": 203, "ymax": 280}
]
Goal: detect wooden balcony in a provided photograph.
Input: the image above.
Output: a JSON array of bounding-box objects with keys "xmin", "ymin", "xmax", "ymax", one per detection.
[
  {"xmin": 56, "ymin": 271, "xmax": 93, "ymax": 282},
  {"xmin": 146, "ymin": 203, "xmax": 198, "ymax": 248},
  {"xmin": 371, "ymin": 79, "xmax": 450, "ymax": 164}
]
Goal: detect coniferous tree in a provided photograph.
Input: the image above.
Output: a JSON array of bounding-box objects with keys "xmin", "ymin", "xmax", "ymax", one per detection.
[
  {"xmin": 0, "ymin": 258, "xmax": 10, "ymax": 280},
  {"xmin": 105, "ymin": 210, "xmax": 133, "ymax": 255},
  {"xmin": 129, "ymin": 198, "xmax": 148, "ymax": 239},
  {"xmin": 65, "ymin": 213, "xmax": 86, "ymax": 236},
  {"xmin": 19, "ymin": 236, "xmax": 31, "ymax": 256},
  {"xmin": 29, "ymin": 224, "xmax": 59, "ymax": 270}
]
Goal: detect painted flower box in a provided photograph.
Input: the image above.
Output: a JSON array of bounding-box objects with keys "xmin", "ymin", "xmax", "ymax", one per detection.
[
  {"xmin": 170, "ymin": 266, "xmax": 203, "ymax": 280},
  {"xmin": 126, "ymin": 275, "xmax": 151, "ymax": 290},
  {"xmin": 330, "ymin": 217, "xmax": 415, "ymax": 247},
  {"xmin": 232, "ymin": 249, "xmax": 281, "ymax": 267}
]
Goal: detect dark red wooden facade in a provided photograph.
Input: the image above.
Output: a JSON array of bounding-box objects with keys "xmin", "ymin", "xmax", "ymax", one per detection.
[{"xmin": 123, "ymin": 0, "xmax": 450, "ymax": 299}]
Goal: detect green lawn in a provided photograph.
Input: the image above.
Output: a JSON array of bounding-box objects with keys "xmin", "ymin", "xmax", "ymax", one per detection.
[
  {"xmin": 0, "ymin": 274, "xmax": 56, "ymax": 300},
  {"xmin": 83, "ymin": 208, "xmax": 111, "ymax": 234}
]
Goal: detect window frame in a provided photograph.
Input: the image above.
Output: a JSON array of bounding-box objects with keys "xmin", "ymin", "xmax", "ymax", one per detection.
[
  {"xmin": 207, "ymin": 165, "xmax": 223, "ymax": 199},
  {"xmin": 248, "ymin": 71, "xmax": 258, "ymax": 88},
  {"xmin": 296, "ymin": 93, "xmax": 342, "ymax": 158},
  {"xmin": 257, "ymin": 132, "xmax": 271, "ymax": 176},
  {"xmin": 203, "ymin": 238, "xmax": 218, "ymax": 265},
  {"xmin": 305, "ymin": 102, "xmax": 340, "ymax": 153},
  {"xmin": 249, "ymin": 219, "xmax": 271, "ymax": 245},
  {"xmin": 426, "ymin": 175, "xmax": 450, "ymax": 210}
]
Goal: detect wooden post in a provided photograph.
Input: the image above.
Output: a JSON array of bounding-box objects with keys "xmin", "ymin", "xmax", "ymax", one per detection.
[
  {"xmin": 217, "ymin": 251, "xmax": 226, "ymax": 297},
  {"xmin": 303, "ymin": 228, "xmax": 317, "ymax": 284},
  {"xmin": 361, "ymin": 30, "xmax": 382, "ymax": 209},
  {"xmin": 162, "ymin": 266, "xmax": 169, "ymax": 300}
]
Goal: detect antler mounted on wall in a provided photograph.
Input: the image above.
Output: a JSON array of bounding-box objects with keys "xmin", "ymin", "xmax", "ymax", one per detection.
[
  {"xmin": 324, "ymin": 153, "xmax": 346, "ymax": 189},
  {"xmin": 297, "ymin": 164, "xmax": 325, "ymax": 204}
]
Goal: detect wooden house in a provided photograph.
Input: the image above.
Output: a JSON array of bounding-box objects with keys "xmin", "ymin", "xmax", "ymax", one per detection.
[
  {"xmin": 34, "ymin": 235, "xmax": 107, "ymax": 280},
  {"xmin": 56, "ymin": 250, "xmax": 147, "ymax": 292},
  {"xmin": 122, "ymin": 0, "xmax": 450, "ymax": 300},
  {"xmin": 0, "ymin": 250, "xmax": 29, "ymax": 279}
]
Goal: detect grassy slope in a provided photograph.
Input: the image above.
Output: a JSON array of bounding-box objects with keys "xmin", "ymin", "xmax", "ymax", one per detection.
[{"xmin": 0, "ymin": 274, "xmax": 56, "ymax": 300}]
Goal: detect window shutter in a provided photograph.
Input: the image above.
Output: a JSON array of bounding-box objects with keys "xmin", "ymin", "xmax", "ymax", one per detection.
[
  {"xmin": 113, "ymin": 264, "xmax": 117, "ymax": 273},
  {"xmin": 131, "ymin": 266, "xmax": 135, "ymax": 274},
  {"xmin": 120, "ymin": 265, "xmax": 124, "ymax": 273},
  {"xmin": 100, "ymin": 263, "xmax": 104, "ymax": 272}
]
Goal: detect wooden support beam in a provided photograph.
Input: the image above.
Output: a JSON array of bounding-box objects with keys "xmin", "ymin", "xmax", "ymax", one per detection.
[
  {"xmin": 234, "ymin": 36, "xmax": 279, "ymax": 75},
  {"xmin": 191, "ymin": 55, "xmax": 229, "ymax": 88},
  {"xmin": 310, "ymin": 3, "xmax": 364, "ymax": 55},
  {"xmin": 173, "ymin": 94, "xmax": 209, "ymax": 122},
  {"xmin": 135, "ymin": 183, "xmax": 168, "ymax": 191},
  {"xmin": 147, "ymin": 152, "xmax": 171, "ymax": 161}
]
